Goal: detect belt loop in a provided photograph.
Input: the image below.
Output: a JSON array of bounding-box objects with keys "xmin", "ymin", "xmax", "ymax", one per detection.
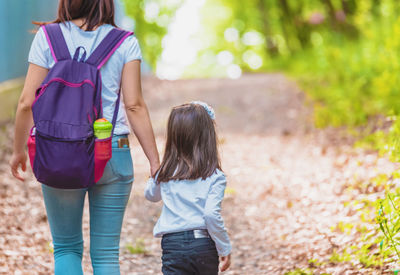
[{"xmin": 193, "ymin": 229, "xmax": 210, "ymax": 239}]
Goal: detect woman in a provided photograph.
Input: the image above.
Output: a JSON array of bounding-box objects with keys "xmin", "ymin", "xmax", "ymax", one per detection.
[{"xmin": 9, "ymin": 0, "xmax": 160, "ymax": 274}]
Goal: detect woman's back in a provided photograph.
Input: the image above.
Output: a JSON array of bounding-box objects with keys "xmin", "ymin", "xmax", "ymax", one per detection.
[{"xmin": 28, "ymin": 21, "xmax": 142, "ymax": 135}]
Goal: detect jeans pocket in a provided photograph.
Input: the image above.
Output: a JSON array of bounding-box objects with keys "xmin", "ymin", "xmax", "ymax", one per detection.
[
  {"xmin": 109, "ymin": 147, "xmax": 134, "ymax": 182},
  {"xmin": 194, "ymin": 252, "xmax": 219, "ymax": 274},
  {"xmin": 96, "ymin": 147, "xmax": 133, "ymax": 184},
  {"xmin": 191, "ymin": 238, "xmax": 217, "ymax": 253}
]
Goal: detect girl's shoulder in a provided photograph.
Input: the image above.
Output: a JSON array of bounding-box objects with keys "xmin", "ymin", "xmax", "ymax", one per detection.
[
  {"xmin": 208, "ymin": 168, "xmax": 224, "ymax": 178},
  {"xmin": 214, "ymin": 168, "xmax": 225, "ymax": 177},
  {"xmin": 155, "ymin": 169, "xmax": 226, "ymax": 186},
  {"xmin": 209, "ymin": 168, "xmax": 226, "ymax": 184},
  {"xmin": 194, "ymin": 169, "xmax": 226, "ymax": 185}
]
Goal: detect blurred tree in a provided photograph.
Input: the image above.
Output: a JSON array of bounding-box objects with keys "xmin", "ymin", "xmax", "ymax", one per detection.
[
  {"xmin": 257, "ymin": 0, "xmax": 278, "ymax": 56},
  {"xmin": 123, "ymin": 0, "xmax": 182, "ymax": 70},
  {"xmin": 123, "ymin": 0, "xmax": 394, "ymax": 77}
]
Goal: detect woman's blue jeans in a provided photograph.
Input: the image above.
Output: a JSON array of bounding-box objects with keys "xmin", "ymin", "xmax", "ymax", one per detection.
[{"xmin": 41, "ymin": 135, "xmax": 133, "ymax": 275}]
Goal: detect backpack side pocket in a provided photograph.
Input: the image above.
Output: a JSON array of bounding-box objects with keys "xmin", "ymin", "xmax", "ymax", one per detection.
[
  {"xmin": 94, "ymin": 137, "xmax": 112, "ymax": 182},
  {"xmin": 27, "ymin": 135, "xmax": 36, "ymax": 169}
]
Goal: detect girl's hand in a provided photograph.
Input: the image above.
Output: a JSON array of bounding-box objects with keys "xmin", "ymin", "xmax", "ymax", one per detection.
[
  {"xmin": 219, "ymin": 254, "xmax": 231, "ymax": 272},
  {"xmin": 9, "ymin": 152, "xmax": 27, "ymax": 182}
]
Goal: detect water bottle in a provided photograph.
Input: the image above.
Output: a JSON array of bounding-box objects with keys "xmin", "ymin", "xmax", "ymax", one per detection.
[{"xmin": 93, "ymin": 118, "xmax": 113, "ymax": 139}]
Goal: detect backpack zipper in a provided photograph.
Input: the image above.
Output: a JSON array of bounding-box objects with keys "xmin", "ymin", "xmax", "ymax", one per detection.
[
  {"xmin": 36, "ymin": 129, "xmax": 93, "ymax": 142},
  {"xmin": 32, "ymin": 78, "xmax": 96, "ymax": 107}
]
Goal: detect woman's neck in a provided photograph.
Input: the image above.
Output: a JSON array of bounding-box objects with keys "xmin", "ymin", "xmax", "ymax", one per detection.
[{"xmin": 71, "ymin": 18, "xmax": 99, "ymax": 31}]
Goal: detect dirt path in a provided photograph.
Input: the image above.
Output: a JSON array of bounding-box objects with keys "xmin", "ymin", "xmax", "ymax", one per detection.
[{"xmin": 0, "ymin": 74, "xmax": 397, "ymax": 274}]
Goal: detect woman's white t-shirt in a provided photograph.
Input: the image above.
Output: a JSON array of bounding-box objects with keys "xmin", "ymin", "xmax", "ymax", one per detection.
[{"xmin": 28, "ymin": 21, "xmax": 142, "ymax": 135}]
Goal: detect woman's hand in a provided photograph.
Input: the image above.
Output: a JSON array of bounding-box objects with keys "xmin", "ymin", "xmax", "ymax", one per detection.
[
  {"xmin": 219, "ymin": 254, "xmax": 231, "ymax": 272},
  {"xmin": 9, "ymin": 152, "xmax": 27, "ymax": 182}
]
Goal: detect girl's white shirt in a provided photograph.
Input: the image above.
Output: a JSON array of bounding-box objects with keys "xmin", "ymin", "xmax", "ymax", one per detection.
[{"xmin": 144, "ymin": 169, "xmax": 232, "ymax": 257}]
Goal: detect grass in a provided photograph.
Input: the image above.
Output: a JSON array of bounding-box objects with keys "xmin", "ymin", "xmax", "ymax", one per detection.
[{"xmin": 126, "ymin": 238, "xmax": 148, "ymax": 255}]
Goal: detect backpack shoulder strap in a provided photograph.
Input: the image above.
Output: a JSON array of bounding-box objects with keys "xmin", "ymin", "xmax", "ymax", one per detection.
[
  {"xmin": 86, "ymin": 28, "xmax": 133, "ymax": 70},
  {"xmin": 42, "ymin": 23, "xmax": 71, "ymax": 62},
  {"xmin": 110, "ymin": 90, "xmax": 122, "ymax": 136}
]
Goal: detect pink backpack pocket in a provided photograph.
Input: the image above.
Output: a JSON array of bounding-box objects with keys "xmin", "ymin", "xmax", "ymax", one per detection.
[
  {"xmin": 27, "ymin": 128, "xmax": 36, "ymax": 169},
  {"xmin": 94, "ymin": 137, "xmax": 112, "ymax": 182},
  {"xmin": 27, "ymin": 136, "xmax": 36, "ymax": 169}
]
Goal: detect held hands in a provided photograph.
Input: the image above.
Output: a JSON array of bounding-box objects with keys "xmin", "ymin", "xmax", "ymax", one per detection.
[
  {"xmin": 219, "ymin": 254, "xmax": 231, "ymax": 272},
  {"xmin": 9, "ymin": 151, "xmax": 27, "ymax": 182},
  {"xmin": 150, "ymin": 161, "xmax": 160, "ymax": 178}
]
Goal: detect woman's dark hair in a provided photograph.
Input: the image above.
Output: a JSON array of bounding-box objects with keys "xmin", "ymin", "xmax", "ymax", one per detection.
[
  {"xmin": 156, "ymin": 103, "xmax": 222, "ymax": 184},
  {"xmin": 33, "ymin": 0, "xmax": 116, "ymax": 30}
]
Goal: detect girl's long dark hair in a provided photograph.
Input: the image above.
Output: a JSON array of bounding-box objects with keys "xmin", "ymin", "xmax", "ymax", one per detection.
[
  {"xmin": 33, "ymin": 0, "xmax": 116, "ymax": 30},
  {"xmin": 156, "ymin": 103, "xmax": 222, "ymax": 184}
]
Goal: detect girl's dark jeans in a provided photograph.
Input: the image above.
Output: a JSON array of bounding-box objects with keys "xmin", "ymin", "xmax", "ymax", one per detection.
[{"xmin": 161, "ymin": 231, "xmax": 219, "ymax": 275}]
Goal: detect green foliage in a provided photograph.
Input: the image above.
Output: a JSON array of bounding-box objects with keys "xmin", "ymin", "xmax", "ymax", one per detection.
[
  {"xmin": 126, "ymin": 238, "xmax": 147, "ymax": 254},
  {"xmin": 123, "ymin": 0, "xmax": 182, "ymax": 69},
  {"xmin": 284, "ymin": 268, "xmax": 315, "ymax": 275},
  {"xmin": 377, "ymin": 194, "xmax": 400, "ymax": 263},
  {"xmin": 241, "ymin": 3, "xmax": 400, "ymax": 268},
  {"xmin": 308, "ymin": 258, "xmax": 324, "ymax": 267},
  {"xmin": 328, "ymin": 172, "xmax": 400, "ymax": 271},
  {"xmin": 47, "ymin": 241, "xmax": 54, "ymax": 254}
]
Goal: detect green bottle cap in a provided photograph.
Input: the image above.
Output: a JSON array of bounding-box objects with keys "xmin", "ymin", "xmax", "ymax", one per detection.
[{"xmin": 94, "ymin": 118, "xmax": 113, "ymax": 139}]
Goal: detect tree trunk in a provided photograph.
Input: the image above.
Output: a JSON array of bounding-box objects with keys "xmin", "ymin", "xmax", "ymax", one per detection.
[
  {"xmin": 292, "ymin": 1, "xmax": 310, "ymax": 48},
  {"xmin": 322, "ymin": 0, "xmax": 337, "ymax": 27},
  {"xmin": 278, "ymin": 0, "xmax": 295, "ymax": 52},
  {"xmin": 278, "ymin": 0, "xmax": 308, "ymax": 50},
  {"xmin": 341, "ymin": 0, "xmax": 357, "ymax": 15},
  {"xmin": 257, "ymin": 0, "xmax": 278, "ymax": 56}
]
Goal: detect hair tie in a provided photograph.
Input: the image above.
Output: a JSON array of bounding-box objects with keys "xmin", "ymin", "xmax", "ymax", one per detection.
[{"xmin": 191, "ymin": 101, "xmax": 216, "ymax": 120}]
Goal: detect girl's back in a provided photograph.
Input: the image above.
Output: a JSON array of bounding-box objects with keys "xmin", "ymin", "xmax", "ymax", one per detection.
[{"xmin": 148, "ymin": 169, "xmax": 226, "ymax": 237}]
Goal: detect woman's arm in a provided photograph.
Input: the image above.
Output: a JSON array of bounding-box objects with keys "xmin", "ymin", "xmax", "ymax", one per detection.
[
  {"xmin": 121, "ymin": 60, "xmax": 160, "ymax": 176},
  {"xmin": 10, "ymin": 63, "xmax": 48, "ymax": 181}
]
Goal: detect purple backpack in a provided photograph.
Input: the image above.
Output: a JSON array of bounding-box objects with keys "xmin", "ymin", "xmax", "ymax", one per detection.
[{"xmin": 27, "ymin": 23, "xmax": 133, "ymax": 189}]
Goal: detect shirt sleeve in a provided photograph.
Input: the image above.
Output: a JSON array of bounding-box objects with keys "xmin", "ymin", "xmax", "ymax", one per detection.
[
  {"xmin": 144, "ymin": 177, "xmax": 162, "ymax": 202},
  {"xmin": 28, "ymin": 26, "xmax": 51, "ymax": 69},
  {"xmin": 203, "ymin": 171, "xmax": 232, "ymax": 257},
  {"xmin": 123, "ymin": 35, "xmax": 142, "ymax": 64}
]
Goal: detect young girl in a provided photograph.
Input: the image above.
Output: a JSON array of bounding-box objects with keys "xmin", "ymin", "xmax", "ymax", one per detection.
[{"xmin": 145, "ymin": 101, "xmax": 232, "ymax": 274}]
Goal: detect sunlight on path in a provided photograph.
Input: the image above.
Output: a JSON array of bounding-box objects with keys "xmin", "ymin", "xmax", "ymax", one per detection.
[{"xmin": 156, "ymin": 0, "xmax": 205, "ymax": 80}]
